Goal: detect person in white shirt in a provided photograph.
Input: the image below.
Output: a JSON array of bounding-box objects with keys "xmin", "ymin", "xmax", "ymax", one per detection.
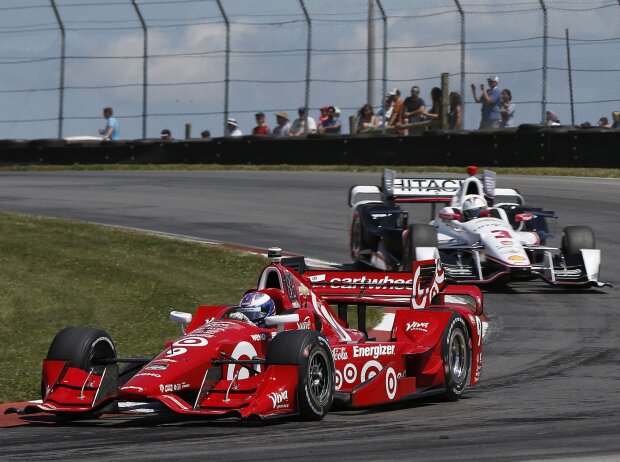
[
  {"xmin": 289, "ymin": 107, "xmax": 317, "ymax": 136},
  {"xmin": 225, "ymin": 118, "xmax": 243, "ymax": 137}
]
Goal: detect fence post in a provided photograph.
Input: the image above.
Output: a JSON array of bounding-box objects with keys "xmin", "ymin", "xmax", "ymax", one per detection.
[
  {"xmin": 454, "ymin": 1, "xmax": 465, "ymax": 124},
  {"xmin": 539, "ymin": 1, "xmax": 548, "ymax": 123},
  {"xmin": 131, "ymin": 0, "xmax": 148, "ymax": 139},
  {"xmin": 565, "ymin": 29, "xmax": 575, "ymax": 126},
  {"xmin": 215, "ymin": 0, "xmax": 230, "ymax": 136},
  {"xmin": 367, "ymin": 0, "xmax": 377, "ymax": 109},
  {"xmin": 299, "ymin": 0, "xmax": 312, "ymax": 134},
  {"xmin": 441, "ymin": 73, "xmax": 449, "ymax": 129},
  {"xmin": 377, "ymin": 0, "xmax": 388, "ymax": 132},
  {"xmin": 50, "ymin": 0, "xmax": 65, "ymax": 138}
]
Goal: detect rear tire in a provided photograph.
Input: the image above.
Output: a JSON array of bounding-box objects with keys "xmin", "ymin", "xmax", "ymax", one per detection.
[
  {"xmin": 267, "ymin": 330, "xmax": 335, "ymax": 420},
  {"xmin": 441, "ymin": 315, "xmax": 471, "ymax": 401},
  {"xmin": 561, "ymin": 226, "xmax": 595, "ymax": 258},
  {"xmin": 401, "ymin": 224, "xmax": 438, "ymax": 272},
  {"xmin": 350, "ymin": 209, "xmax": 367, "ymax": 264}
]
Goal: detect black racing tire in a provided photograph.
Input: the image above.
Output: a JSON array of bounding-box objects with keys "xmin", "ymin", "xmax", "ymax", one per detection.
[
  {"xmin": 46, "ymin": 326, "xmax": 116, "ymax": 370},
  {"xmin": 441, "ymin": 315, "xmax": 471, "ymax": 401},
  {"xmin": 561, "ymin": 226, "xmax": 595, "ymax": 258},
  {"xmin": 266, "ymin": 330, "xmax": 335, "ymax": 420},
  {"xmin": 401, "ymin": 223, "xmax": 438, "ymax": 272},
  {"xmin": 350, "ymin": 208, "xmax": 368, "ymax": 264},
  {"xmin": 44, "ymin": 327, "xmax": 116, "ymax": 419}
]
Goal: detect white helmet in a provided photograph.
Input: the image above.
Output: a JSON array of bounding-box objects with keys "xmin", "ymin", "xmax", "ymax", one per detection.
[
  {"xmin": 238, "ymin": 291, "xmax": 276, "ymax": 325},
  {"xmin": 462, "ymin": 195, "xmax": 488, "ymax": 221}
]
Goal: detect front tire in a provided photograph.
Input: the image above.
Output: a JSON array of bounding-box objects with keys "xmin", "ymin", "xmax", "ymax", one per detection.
[
  {"xmin": 266, "ymin": 330, "xmax": 335, "ymax": 420},
  {"xmin": 561, "ymin": 226, "xmax": 595, "ymax": 258},
  {"xmin": 44, "ymin": 327, "xmax": 116, "ymax": 419},
  {"xmin": 441, "ymin": 315, "xmax": 471, "ymax": 401}
]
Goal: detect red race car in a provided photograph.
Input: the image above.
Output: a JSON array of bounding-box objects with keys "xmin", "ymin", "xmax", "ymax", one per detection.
[{"xmin": 7, "ymin": 248, "xmax": 484, "ymax": 422}]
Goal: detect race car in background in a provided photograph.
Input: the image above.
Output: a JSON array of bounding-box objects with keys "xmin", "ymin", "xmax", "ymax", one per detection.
[
  {"xmin": 349, "ymin": 167, "xmax": 607, "ymax": 287},
  {"xmin": 7, "ymin": 250, "xmax": 484, "ymax": 422}
]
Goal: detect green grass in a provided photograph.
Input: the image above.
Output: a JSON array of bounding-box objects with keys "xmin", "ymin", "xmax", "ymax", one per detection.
[
  {"xmin": 0, "ymin": 163, "xmax": 619, "ymax": 177},
  {"xmin": 0, "ymin": 212, "xmax": 268, "ymax": 403},
  {"xmin": 0, "ymin": 212, "xmax": 384, "ymax": 403}
]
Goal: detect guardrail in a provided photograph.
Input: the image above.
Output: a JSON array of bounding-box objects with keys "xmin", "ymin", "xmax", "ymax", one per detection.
[{"xmin": 1, "ymin": 127, "xmax": 619, "ymax": 168}]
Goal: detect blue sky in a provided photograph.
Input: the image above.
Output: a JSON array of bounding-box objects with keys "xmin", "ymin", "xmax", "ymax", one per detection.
[{"xmin": 1, "ymin": 0, "xmax": 619, "ymax": 139}]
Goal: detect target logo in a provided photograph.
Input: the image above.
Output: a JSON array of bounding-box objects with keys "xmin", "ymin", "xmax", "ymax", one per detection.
[
  {"xmin": 226, "ymin": 341, "xmax": 261, "ymax": 380},
  {"xmin": 360, "ymin": 360, "xmax": 383, "ymax": 382},
  {"xmin": 343, "ymin": 363, "xmax": 358, "ymax": 384},
  {"xmin": 335, "ymin": 370, "xmax": 343, "ymax": 390},
  {"xmin": 385, "ymin": 367, "xmax": 397, "ymax": 400},
  {"xmin": 165, "ymin": 336, "xmax": 209, "ymax": 357}
]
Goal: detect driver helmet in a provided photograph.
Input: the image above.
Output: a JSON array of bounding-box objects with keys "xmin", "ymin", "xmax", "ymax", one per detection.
[
  {"xmin": 462, "ymin": 195, "xmax": 488, "ymax": 221},
  {"xmin": 238, "ymin": 291, "xmax": 276, "ymax": 325}
]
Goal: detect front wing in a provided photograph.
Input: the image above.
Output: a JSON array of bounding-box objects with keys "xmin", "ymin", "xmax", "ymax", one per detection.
[{"xmin": 439, "ymin": 245, "xmax": 608, "ymax": 287}]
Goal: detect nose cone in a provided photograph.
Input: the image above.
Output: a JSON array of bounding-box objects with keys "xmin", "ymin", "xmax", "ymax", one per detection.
[{"xmin": 119, "ymin": 361, "xmax": 192, "ymax": 399}]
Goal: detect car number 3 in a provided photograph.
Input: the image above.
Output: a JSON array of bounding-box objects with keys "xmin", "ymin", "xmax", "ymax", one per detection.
[{"xmin": 491, "ymin": 230, "xmax": 512, "ymax": 239}]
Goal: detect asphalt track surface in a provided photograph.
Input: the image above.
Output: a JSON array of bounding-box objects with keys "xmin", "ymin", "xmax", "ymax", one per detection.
[{"xmin": 0, "ymin": 170, "xmax": 619, "ymax": 462}]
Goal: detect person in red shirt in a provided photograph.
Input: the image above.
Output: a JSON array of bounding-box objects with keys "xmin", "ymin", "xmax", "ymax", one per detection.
[{"xmin": 252, "ymin": 112, "xmax": 271, "ymax": 135}]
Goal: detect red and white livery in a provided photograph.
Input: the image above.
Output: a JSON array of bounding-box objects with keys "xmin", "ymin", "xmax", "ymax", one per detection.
[{"xmin": 7, "ymin": 250, "xmax": 484, "ymax": 422}]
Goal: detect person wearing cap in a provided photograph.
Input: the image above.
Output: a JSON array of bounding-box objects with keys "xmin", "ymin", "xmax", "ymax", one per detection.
[
  {"xmin": 160, "ymin": 129, "xmax": 172, "ymax": 141},
  {"xmin": 471, "ymin": 76, "xmax": 502, "ymax": 129},
  {"xmin": 387, "ymin": 89, "xmax": 405, "ymax": 133},
  {"xmin": 545, "ymin": 110, "xmax": 561, "ymax": 126},
  {"xmin": 272, "ymin": 111, "xmax": 291, "ymax": 137},
  {"xmin": 401, "ymin": 85, "xmax": 426, "ymax": 127},
  {"xmin": 318, "ymin": 106, "xmax": 342, "ymax": 134},
  {"xmin": 225, "ymin": 118, "xmax": 243, "ymax": 137},
  {"xmin": 252, "ymin": 112, "xmax": 271, "ymax": 135},
  {"xmin": 318, "ymin": 106, "xmax": 330, "ymax": 125},
  {"xmin": 289, "ymin": 107, "xmax": 317, "ymax": 136}
]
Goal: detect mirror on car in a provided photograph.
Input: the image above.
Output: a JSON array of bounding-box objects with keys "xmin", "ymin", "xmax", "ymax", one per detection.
[
  {"xmin": 515, "ymin": 212, "xmax": 534, "ymax": 222},
  {"xmin": 170, "ymin": 311, "xmax": 193, "ymax": 335}
]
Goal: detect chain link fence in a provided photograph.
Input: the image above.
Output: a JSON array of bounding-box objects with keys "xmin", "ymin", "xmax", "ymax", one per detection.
[{"xmin": 1, "ymin": 0, "xmax": 619, "ymax": 139}]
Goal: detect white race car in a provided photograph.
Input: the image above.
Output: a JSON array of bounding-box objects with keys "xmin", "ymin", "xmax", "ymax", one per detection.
[{"xmin": 349, "ymin": 167, "xmax": 608, "ymax": 288}]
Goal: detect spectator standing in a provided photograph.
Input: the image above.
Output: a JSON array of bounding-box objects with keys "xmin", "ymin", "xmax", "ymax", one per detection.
[
  {"xmin": 252, "ymin": 112, "xmax": 271, "ymax": 135},
  {"xmin": 201, "ymin": 130, "xmax": 211, "ymax": 140},
  {"xmin": 401, "ymin": 85, "xmax": 426, "ymax": 124},
  {"xmin": 597, "ymin": 117, "xmax": 611, "ymax": 128},
  {"xmin": 448, "ymin": 92, "xmax": 463, "ymax": 130},
  {"xmin": 545, "ymin": 111, "xmax": 561, "ymax": 126},
  {"xmin": 272, "ymin": 111, "xmax": 291, "ymax": 137},
  {"xmin": 612, "ymin": 112, "xmax": 620, "ymax": 129},
  {"xmin": 356, "ymin": 103, "xmax": 378, "ymax": 133},
  {"xmin": 318, "ymin": 106, "xmax": 330, "ymax": 126},
  {"xmin": 423, "ymin": 87, "xmax": 442, "ymax": 122},
  {"xmin": 499, "ymin": 89, "xmax": 515, "ymax": 128},
  {"xmin": 289, "ymin": 107, "xmax": 317, "ymax": 136},
  {"xmin": 376, "ymin": 89, "xmax": 397, "ymax": 127},
  {"xmin": 318, "ymin": 106, "xmax": 342, "ymax": 134},
  {"xmin": 387, "ymin": 89, "xmax": 405, "ymax": 133},
  {"xmin": 99, "ymin": 107, "xmax": 119, "ymax": 140},
  {"xmin": 471, "ymin": 76, "xmax": 502, "ymax": 129},
  {"xmin": 160, "ymin": 129, "xmax": 172, "ymax": 140},
  {"xmin": 225, "ymin": 118, "xmax": 243, "ymax": 137}
]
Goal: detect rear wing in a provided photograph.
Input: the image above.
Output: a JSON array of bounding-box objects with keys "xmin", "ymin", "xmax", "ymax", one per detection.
[
  {"xmin": 349, "ymin": 168, "xmax": 500, "ymax": 207},
  {"xmin": 304, "ymin": 259, "xmax": 447, "ymax": 310}
]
